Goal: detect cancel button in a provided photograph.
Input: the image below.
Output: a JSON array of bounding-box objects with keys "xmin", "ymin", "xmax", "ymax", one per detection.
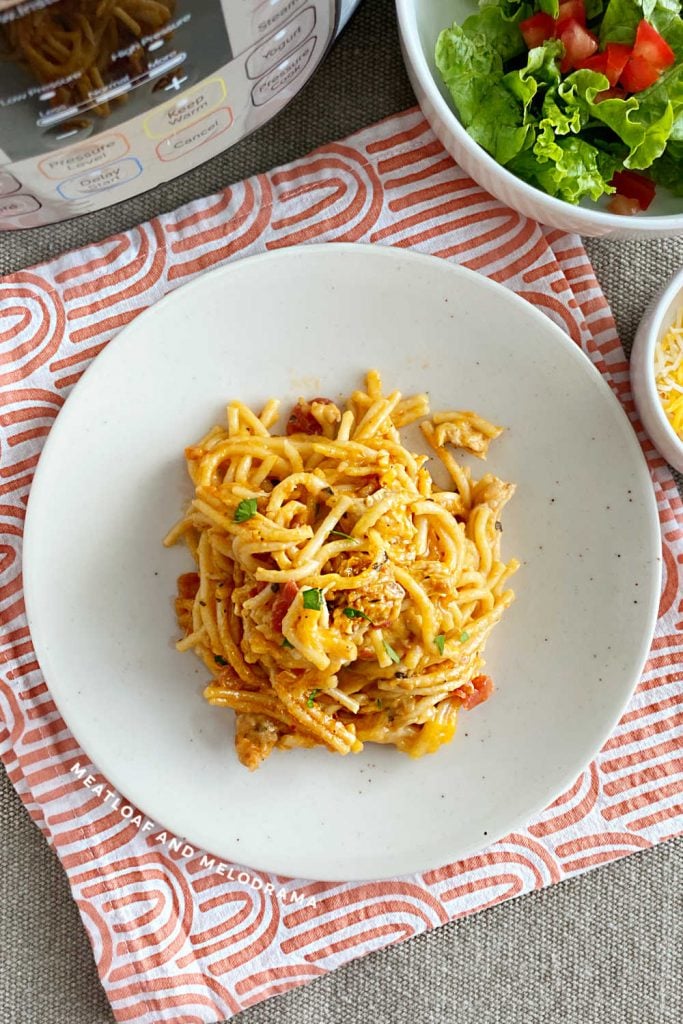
[{"xmin": 156, "ymin": 108, "xmax": 234, "ymax": 162}]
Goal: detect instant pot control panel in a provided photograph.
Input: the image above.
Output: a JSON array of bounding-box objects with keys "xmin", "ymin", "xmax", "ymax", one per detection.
[{"xmin": 0, "ymin": 0, "xmax": 338, "ymax": 228}]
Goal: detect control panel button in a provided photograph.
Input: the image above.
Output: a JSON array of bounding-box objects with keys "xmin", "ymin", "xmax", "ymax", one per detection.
[
  {"xmin": 155, "ymin": 107, "xmax": 234, "ymax": 162},
  {"xmin": 0, "ymin": 172, "xmax": 21, "ymax": 197},
  {"xmin": 56, "ymin": 158, "xmax": 143, "ymax": 199},
  {"xmin": 246, "ymin": 6, "xmax": 316, "ymax": 80},
  {"xmin": 252, "ymin": 0, "xmax": 307, "ymax": 42},
  {"xmin": 144, "ymin": 77, "xmax": 226, "ymax": 140},
  {"xmin": 251, "ymin": 36, "xmax": 316, "ymax": 107},
  {"xmin": 39, "ymin": 134, "xmax": 130, "ymax": 180},
  {"xmin": 0, "ymin": 195, "xmax": 41, "ymax": 219}
]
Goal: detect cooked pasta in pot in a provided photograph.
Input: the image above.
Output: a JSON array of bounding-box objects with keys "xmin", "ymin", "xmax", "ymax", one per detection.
[{"xmin": 1, "ymin": 0, "xmax": 177, "ymax": 117}]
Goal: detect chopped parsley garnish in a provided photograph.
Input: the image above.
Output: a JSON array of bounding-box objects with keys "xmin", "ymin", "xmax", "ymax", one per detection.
[
  {"xmin": 434, "ymin": 634, "xmax": 445, "ymax": 655},
  {"xmin": 234, "ymin": 498, "xmax": 257, "ymax": 522},
  {"xmin": 306, "ymin": 688, "xmax": 320, "ymax": 708},
  {"xmin": 302, "ymin": 588, "xmax": 324, "ymax": 611},
  {"xmin": 330, "ymin": 529, "xmax": 357, "ymax": 541},
  {"xmin": 383, "ymin": 640, "xmax": 400, "ymax": 664},
  {"xmin": 343, "ymin": 607, "xmax": 371, "ymax": 621},
  {"xmin": 460, "ymin": 630, "xmax": 470, "ymax": 643},
  {"xmin": 282, "ymin": 638, "xmax": 294, "ymax": 649},
  {"xmin": 214, "ymin": 655, "xmax": 228, "ymax": 666},
  {"xmin": 376, "ymin": 698, "xmax": 383, "ymax": 709}
]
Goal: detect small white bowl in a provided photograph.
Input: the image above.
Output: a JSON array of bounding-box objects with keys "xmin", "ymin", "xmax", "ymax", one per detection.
[
  {"xmin": 396, "ymin": 0, "xmax": 683, "ymax": 239},
  {"xmin": 631, "ymin": 267, "xmax": 683, "ymax": 472}
]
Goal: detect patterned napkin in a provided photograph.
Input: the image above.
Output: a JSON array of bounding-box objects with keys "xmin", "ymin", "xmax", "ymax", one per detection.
[{"xmin": 1, "ymin": 108, "xmax": 681, "ymax": 1024}]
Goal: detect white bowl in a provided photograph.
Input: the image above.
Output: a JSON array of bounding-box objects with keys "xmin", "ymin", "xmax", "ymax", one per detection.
[
  {"xmin": 396, "ymin": 0, "xmax": 683, "ymax": 238},
  {"xmin": 631, "ymin": 267, "xmax": 683, "ymax": 472}
]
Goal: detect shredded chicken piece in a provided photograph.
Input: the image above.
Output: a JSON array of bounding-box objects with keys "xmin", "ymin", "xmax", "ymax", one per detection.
[
  {"xmin": 471, "ymin": 473, "xmax": 516, "ymax": 515},
  {"xmin": 431, "ymin": 412, "xmax": 503, "ymax": 459},
  {"xmin": 235, "ymin": 713, "xmax": 281, "ymax": 771}
]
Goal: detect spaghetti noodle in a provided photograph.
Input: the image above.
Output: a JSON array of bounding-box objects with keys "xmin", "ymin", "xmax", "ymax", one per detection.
[
  {"xmin": 1, "ymin": 0, "xmax": 176, "ymax": 116},
  {"xmin": 164, "ymin": 371, "xmax": 519, "ymax": 770}
]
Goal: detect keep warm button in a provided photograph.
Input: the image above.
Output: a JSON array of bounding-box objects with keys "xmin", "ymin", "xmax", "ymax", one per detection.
[
  {"xmin": 156, "ymin": 108, "xmax": 234, "ymax": 162},
  {"xmin": 57, "ymin": 157, "xmax": 142, "ymax": 199}
]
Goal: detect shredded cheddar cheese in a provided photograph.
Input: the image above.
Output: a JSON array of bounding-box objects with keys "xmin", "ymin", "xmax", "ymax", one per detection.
[{"xmin": 655, "ymin": 307, "xmax": 683, "ymax": 438}]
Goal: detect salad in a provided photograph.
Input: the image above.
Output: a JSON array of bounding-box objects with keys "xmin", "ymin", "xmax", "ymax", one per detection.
[{"xmin": 435, "ymin": 0, "xmax": 683, "ymax": 212}]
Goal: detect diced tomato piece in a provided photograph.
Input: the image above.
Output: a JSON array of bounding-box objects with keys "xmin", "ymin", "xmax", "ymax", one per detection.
[
  {"xmin": 555, "ymin": 0, "xmax": 587, "ymax": 38},
  {"xmin": 287, "ymin": 399, "xmax": 321, "ymax": 435},
  {"xmin": 462, "ymin": 675, "xmax": 494, "ymax": 711},
  {"xmin": 578, "ymin": 44, "xmax": 631, "ymax": 88},
  {"xmin": 607, "ymin": 194, "xmax": 641, "ymax": 216},
  {"xmin": 577, "ymin": 52, "xmax": 608, "ymax": 75},
  {"xmin": 271, "ymin": 580, "xmax": 299, "ymax": 631},
  {"xmin": 620, "ymin": 55, "xmax": 662, "ymax": 92},
  {"xmin": 604, "ymin": 43, "xmax": 632, "ymax": 86},
  {"xmin": 632, "ymin": 18, "xmax": 675, "ymax": 71},
  {"xmin": 611, "ymin": 169, "xmax": 656, "ymax": 210},
  {"xmin": 557, "ymin": 0, "xmax": 586, "ymax": 26},
  {"xmin": 594, "ymin": 85, "xmax": 628, "ymax": 102},
  {"xmin": 286, "ymin": 396, "xmax": 334, "ymax": 435},
  {"xmin": 177, "ymin": 572, "xmax": 200, "ymax": 599},
  {"xmin": 519, "ymin": 12, "xmax": 555, "ymax": 49},
  {"xmin": 559, "ymin": 19, "xmax": 599, "ymax": 73}
]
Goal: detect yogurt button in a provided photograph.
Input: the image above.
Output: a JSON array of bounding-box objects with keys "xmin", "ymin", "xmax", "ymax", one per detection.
[
  {"xmin": 246, "ymin": 6, "xmax": 316, "ymax": 80},
  {"xmin": 251, "ymin": 36, "xmax": 317, "ymax": 107}
]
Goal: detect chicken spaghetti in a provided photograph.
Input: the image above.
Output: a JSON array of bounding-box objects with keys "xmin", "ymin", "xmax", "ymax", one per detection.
[{"xmin": 164, "ymin": 371, "xmax": 518, "ymax": 770}]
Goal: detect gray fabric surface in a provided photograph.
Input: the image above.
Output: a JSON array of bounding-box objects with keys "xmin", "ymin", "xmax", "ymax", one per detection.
[{"xmin": 0, "ymin": 0, "xmax": 681, "ymax": 1021}]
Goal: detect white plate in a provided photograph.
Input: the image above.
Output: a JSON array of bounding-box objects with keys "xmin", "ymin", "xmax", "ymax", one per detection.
[{"xmin": 23, "ymin": 244, "xmax": 660, "ymax": 881}]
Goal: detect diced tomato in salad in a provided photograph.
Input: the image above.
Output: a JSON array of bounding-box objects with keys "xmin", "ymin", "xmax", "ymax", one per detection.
[
  {"xmin": 519, "ymin": 12, "xmax": 554, "ymax": 49},
  {"xmin": 558, "ymin": 19, "xmax": 598, "ymax": 73},
  {"xmin": 556, "ymin": 0, "xmax": 587, "ymax": 27},
  {"xmin": 593, "ymin": 85, "xmax": 627, "ymax": 102},
  {"xmin": 610, "ymin": 170, "xmax": 656, "ymax": 211},
  {"xmin": 607, "ymin": 194, "xmax": 641, "ymax": 216},
  {"xmin": 619, "ymin": 54, "xmax": 663, "ymax": 92},
  {"xmin": 518, "ymin": 7, "xmax": 676, "ymax": 98},
  {"xmin": 632, "ymin": 18, "xmax": 675, "ymax": 71},
  {"xmin": 512, "ymin": 10, "xmax": 677, "ymax": 214},
  {"xmin": 603, "ymin": 43, "xmax": 632, "ymax": 85}
]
